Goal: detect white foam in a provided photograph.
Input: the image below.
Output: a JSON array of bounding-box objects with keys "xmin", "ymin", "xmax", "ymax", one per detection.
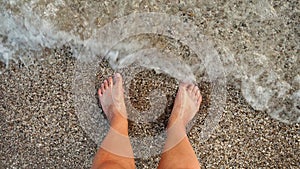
[
  {"xmin": 239, "ymin": 52, "xmax": 299, "ymax": 123},
  {"xmin": 107, "ymin": 47, "xmax": 196, "ymax": 82},
  {"xmin": 0, "ymin": 0, "xmax": 298, "ymax": 126}
]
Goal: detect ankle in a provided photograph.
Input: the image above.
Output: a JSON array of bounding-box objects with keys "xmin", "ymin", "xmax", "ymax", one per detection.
[
  {"xmin": 167, "ymin": 116, "xmax": 185, "ymax": 131},
  {"xmin": 168, "ymin": 109, "xmax": 188, "ymax": 127},
  {"xmin": 110, "ymin": 115, "xmax": 128, "ymax": 135}
]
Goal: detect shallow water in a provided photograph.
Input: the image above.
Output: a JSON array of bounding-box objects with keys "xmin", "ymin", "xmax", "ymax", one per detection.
[{"xmin": 0, "ymin": 0, "xmax": 299, "ymax": 159}]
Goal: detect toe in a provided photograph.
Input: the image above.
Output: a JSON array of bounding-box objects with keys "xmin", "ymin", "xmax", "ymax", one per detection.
[
  {"xmin": 98, "ymin": 88, "xmax": 103, "ymax": 96},
  {"xmin": 114, "ymin": 73, "xmax": 123, "ymax": 86},
  {"xmin": 197, "ymin": 94, "xmax": 202, "ymax": 104},
  {"xmin": 187, "ymin": 84, "xmax": 194, "ymax": 92},
  {"xmin": 179, "ymin": 83, "xmax": 188, "ymax": 89},
  {"xmin": 196, "ymin": 90, "xmax": 201, "ymax": 98},
  {"xmin": 104, "ymin": 80, "xmax": 108, "ymax": 89},
  {"xmin": 108, "ymin": 77, "xmax": 113, "ymax": 87},
  {"xmin": 101, "ymin": 83, "xmax": 105, "ymax": 92},
  {"xmin": 192, "ymin": 85, "xmax": 199, "ymax": 95}
]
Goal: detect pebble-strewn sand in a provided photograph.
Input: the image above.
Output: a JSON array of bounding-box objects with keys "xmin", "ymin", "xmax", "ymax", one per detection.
[
  {"xmin": 1, "ymin": 0, "xmax": 299, "ymax": 168},
  {"xmin": 0, "ymin": 48, "xmax": 299, "ymax": 168}
]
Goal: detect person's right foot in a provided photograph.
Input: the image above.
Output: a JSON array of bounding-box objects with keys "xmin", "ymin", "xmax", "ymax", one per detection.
[{"xmin": 168, "ymin": 83, "xmax": 202, "ymax": 128}]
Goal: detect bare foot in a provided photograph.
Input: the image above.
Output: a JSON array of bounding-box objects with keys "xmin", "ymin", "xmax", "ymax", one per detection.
[
  {"xmin": 98, "ymin": 73, "xmax": 127, "ymax": 124},
  {"xmin": 168, "ymin": 83, "xmax": 202, "ymax": 128}
]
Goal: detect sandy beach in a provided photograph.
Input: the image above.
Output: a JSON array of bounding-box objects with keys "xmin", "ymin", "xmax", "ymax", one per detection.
[{"xmin": 1, "ymin": 0, "xmax": 299, "ymax": 168}]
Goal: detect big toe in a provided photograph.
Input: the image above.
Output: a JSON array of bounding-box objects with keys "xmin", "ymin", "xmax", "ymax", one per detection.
[
  {"xmin": 114, "ymin": 73, "xmax": 123, "ymax": 87},
  {"xmin": 179, "ymin": 83, "xmax": 189, "ymax": 90}
]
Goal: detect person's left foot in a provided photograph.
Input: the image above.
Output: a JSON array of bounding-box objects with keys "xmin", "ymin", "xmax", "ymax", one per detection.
[{"xmin": 98, "ymin": 73, "xmax": 127, "ymax": 124}]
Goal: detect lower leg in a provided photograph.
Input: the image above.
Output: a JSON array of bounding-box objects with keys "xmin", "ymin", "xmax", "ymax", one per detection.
[
  {"xmin": 92, "ymin": 116, "xmax": 135, "ymax": 169},
  {"xmin": 158, "ymin": 83, "xmax": 202, "ymax": 169},
  {"xmin": 158, "ymin": 120, "xmax": 200, "ymax": 169}
]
